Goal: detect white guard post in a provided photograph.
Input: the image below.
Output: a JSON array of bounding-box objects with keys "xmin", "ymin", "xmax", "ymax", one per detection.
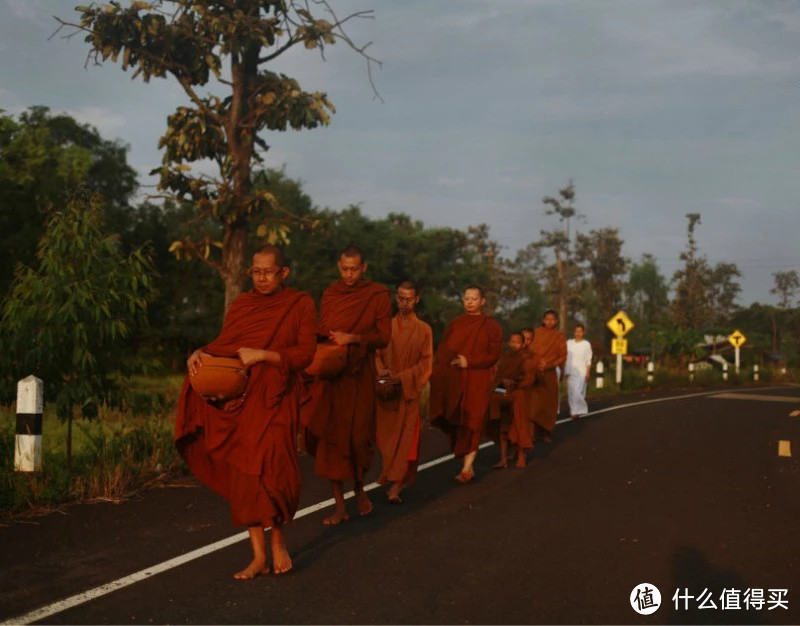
[
  {"xmin": 15, "ymin": 375, "xmax": 43, "ymax": 472},
  {"xmin": 753, "ymin": 364, "xmax": 759, "ymax": 382},
  {"xmin": 723, "ymin": 361, "xmax": 728, "ymax": 382},
  {"xmin": 688, "ymin": 362, "xmax": 695, "ymax": 383},
  {"xmin": 615, "ymin": 353, "xmax": 622, "ymax": 385},
  {"xmin": 596, "ymin": 361, "xmax": 604, "ymax": 390},
  {"xmin": 646, "ymin": 361, "xmax": 654, "ymax": 384}
]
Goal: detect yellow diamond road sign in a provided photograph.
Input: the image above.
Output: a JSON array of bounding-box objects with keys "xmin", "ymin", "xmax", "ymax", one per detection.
[
  {"xmin": 728, "ymin": 330, "xmax": 746, "ymax": 348},
  {"xmin": 611, "ymin": 338, "xmax": 628, "ymax": 355},
  {"xmin": 607, "ymin": 311, "xmax": 634, "ymax": 337}
]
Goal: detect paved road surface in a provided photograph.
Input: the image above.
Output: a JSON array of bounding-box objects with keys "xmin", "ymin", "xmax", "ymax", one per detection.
[{"xmin": 1, "ymin": 387, "xmax": 798, "ymax": 624}]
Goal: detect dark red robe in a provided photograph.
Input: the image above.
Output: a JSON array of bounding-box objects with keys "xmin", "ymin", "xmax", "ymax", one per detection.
[
  {"xmin": 301, "ymin": 280, "xmax": 392, "ymax": 481},
  {"xmin": 429, "ymin": 313, "xmax": 503, "ymax": 456},
  {"xmin": 174, "ymin": 287, "xmax": 316, "ymax": 527},
  {"xmin": 529, "ymin": 326, "xmax": 567, "ymax": 435}
]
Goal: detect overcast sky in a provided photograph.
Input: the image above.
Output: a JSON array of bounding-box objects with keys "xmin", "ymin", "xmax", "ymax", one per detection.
[{"xmin": 1, "ymin": 0, "xmax": 799, "ymax": 307}]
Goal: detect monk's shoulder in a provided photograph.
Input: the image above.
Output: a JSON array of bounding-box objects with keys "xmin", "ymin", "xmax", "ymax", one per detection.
[{"xmin": 484, "ymin": 315, "xmax": 504, "ymax": 335}]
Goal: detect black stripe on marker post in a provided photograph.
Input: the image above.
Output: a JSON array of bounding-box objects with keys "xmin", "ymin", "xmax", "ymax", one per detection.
[{"xmin": 16, "ymin": 413, "xmax": 42, "ymax": 435}]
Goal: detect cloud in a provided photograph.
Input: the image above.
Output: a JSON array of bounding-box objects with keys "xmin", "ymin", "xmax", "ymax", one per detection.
[{"xmin": 59, "ymin": 106, "xmax": 127, "ymax": 136}]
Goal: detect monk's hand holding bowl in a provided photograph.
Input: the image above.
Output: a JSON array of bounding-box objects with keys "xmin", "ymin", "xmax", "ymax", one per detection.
[
  {"xmin": 187, "ymin": 350, "xmax": 211, "ymax": 377},
  {"xmin": 236, "ymin": 347, "xmax": 281, "ymax": 367},
  {"xmin": 329, "ymin": 330, "xmax": 357, "ymax": 346},
  {"xmin": 450, "ymin": 354, "xmax": 468, "ymax": 369}
]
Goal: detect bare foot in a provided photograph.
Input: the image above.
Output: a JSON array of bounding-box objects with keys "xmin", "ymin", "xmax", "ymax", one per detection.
[
  {"xmin": 515, "ymin": 455, "xmax": 527, "ymax": 468},
  {"xmin": 542, "ymin": 435, "xmax": 552, "ymax": 444},
  {"xmin": 271, "ymin": 542, "xmax": 292, "ymax": 575},
  {"xmin": 356, "ymin": 490, "xmax": 373, "ymax": 516},
  {"xmin": 492, "ymin": 460, "xmax": 508, "ymax": 469},
  {"xmin": 323, "ymin": 509, "xmax": 350, "ymax": 526},
  {"xmin": 387, "ymin": 483, "xmax": 403, "ymax": 504},
  {"xmin": 233, "ymin": 558, "xmax": 269, "ymax": 580}
]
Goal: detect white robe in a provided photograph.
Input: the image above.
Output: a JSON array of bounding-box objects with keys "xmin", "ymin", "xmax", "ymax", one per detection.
[{"xmin": 565, "ymin": 338, "xmax": 592, "ymax": 416}]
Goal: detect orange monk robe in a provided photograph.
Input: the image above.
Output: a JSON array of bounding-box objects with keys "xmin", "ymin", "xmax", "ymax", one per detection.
[
  {"xmin": 302, "ymin": 280, "xmax": 392, "ymax": 482},
  {"xmin": 375, "ymin": 313, "xmax": 433, "ymax": 485},
  {"xmin": 529, "ymin": 326, "xmax": 567, "ymax": 435},
  {"xmin": 429, "ymin": 313, "xmax": 503, "ymax": 456},
  {"xmin": 488, "ymin": 349, "xmax": 536, "ymax": 450},
  {"xmin": 174, "ymin": 288, "xmax": 317, "ymax": 528}
]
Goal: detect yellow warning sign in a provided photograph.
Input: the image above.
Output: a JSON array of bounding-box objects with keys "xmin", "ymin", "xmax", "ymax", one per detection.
[
  {"xmin": 607, "ymin": 311, "xmax": 634, "ymax": 337},
  {"xmin": 728, "ymin": 330, "xmax": 746, "ymax": 348},
  {"xmin": 611, "ymin": 338, "xmax": 628, "ymax": 355}
]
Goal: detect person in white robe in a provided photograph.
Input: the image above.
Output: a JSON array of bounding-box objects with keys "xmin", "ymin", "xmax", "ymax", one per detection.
[{"xmin": 565, "ymin": 324, "xmax": 592, "ymax": 418}]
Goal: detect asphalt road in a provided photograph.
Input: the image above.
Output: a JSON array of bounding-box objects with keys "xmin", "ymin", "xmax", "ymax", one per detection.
[{"xmin": 1, "ymin": 386, "xmax": 798, "ymax": 625}]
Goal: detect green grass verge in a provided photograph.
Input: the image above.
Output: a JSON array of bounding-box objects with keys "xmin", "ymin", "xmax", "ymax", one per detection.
[{"xmin": 0, "ymin": 375, "xmax": 186, "ymax": 521}]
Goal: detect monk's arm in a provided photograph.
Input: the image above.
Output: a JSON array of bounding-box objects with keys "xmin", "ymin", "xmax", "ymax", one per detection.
[
  {"xmin": 274, "ymin": 297, "xmax": 318, "ymax": 371},
  {"xmin": 546, "ymin": 334, "xmax": 568, "ymax": 370},
  {"xmin": 397, "ymin": 327, "xmax": 434, "ymax": 398},
  {"xmin": 353, "ymin": 291, "xmax": 392, "ymax": 349}
]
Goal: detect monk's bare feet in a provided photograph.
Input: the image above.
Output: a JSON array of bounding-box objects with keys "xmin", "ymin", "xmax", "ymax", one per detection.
[
  {"xmin": 515, "ymin": 455, "xmax": 527, "ymax": 468},
  {"xmin": 233, "ymin": 558, "xmax": 269, "ymax": 580},
  {"xmin": 323, "ymin": 508, "xmax": 350, "ymax": 526},
  {"xmin": 387, "ymin": 483, "xmax": 403, "ymax": 504},
  {"xmin": 356, "ymin": 490, "xmax": 373, "ymax": 516},
  {"xmin": 271, "ymin": 543, "xmax": 292, "ymax": 575},
  {"xmin": 492, "ymin": 460, "xmax": 507, "ymax": 469}
]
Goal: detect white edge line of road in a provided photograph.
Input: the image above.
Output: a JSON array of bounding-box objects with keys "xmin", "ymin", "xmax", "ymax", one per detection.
[{"xmin": 4, "ymin": 387, "xmax": 788, "ymax": 625}]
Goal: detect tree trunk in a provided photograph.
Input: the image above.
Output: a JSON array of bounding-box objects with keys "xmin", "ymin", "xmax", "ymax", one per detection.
[
  {"xmin": 221, "ymin": 223, "xmax": 248, "ymax": 312},
  {"xmin": 555, "ymin": 249, "xmax": 566, "ymax": 331}
]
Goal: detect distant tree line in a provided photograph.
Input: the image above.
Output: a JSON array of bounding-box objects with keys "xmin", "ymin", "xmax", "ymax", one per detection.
[{"xmin": 1, "ymin": 108, "xmax": 798, "ymax": 389}]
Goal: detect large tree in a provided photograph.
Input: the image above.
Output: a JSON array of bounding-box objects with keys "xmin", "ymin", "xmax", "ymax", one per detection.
[
  {"xmin": 575, "ymin": 227, "xmax": 628, "ymax": 325},
  {"xmin": 0, "ymin": 107, "xmax": 137, "ymax": 297},
  {"xmin": 671, "ymin": 213, "xmax": 711, "ymax": 329},
  {"xmin": 625, "ymin": 253, "xmax": 669, "ymax": 326},
  {"xmin": 525, "ymin": 181, "xmax": 584, "ymax": 330},
  {"xmin": 59, "ymin": 0, "xmax": 380, "ymax": 310}
]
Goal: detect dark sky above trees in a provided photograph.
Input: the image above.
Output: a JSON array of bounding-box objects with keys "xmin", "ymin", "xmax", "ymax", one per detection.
[{"xmin": 1, "ymin": 1, "xmax": 799, "ymax": 306}]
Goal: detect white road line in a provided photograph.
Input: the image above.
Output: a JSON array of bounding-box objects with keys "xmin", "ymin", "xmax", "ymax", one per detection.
[
  {"xmin": 3, "ymin": 387, "xmax": 788, "ymax": 625},
  {"xmin": 710, "ymin": 392, "xmax": 800, "ymax": 403}
]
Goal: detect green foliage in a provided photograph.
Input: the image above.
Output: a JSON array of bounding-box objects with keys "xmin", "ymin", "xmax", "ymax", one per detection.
[
  {"xmin": 0, "ymin": 399, "xmax": 180, "ymax": 517},
  {"xmin": 0, "ymin": 107, "xmax": 137, "ymax": 296},
  {"xmin": 62, "ymin": 0, "xmax": 379, "ymax": 309},
  {"xmin": 0, "ymin": 191, "xmax": 156, "ymax": 419}
]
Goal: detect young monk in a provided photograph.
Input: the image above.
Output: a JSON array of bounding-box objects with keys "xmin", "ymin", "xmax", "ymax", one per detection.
[
  {"xmin": 301, "ymin": 246, "xmax": 392, "ymax": 525},
  {"xmin": 375, "ymin": 280, "xmax": 433, "ymax": 504},
  {"xmin": 488, "ymin": 330, "xmax": 535, "ymax": 468},
  {"xmin": 530, "ymin": 309, "xmax": 567, "ymax": 444},
  {"xmin": 521, "ymin": 327, "xmax": 535, "ymax": 350},
  {"xmin": 175, "ymin": 246, "xmax": 316, "ymax": 579},
  {"xmin": 565, "ymin": 324, "xmax": 593, "ymax": 418},
  {"xmin": 429, "ymin": 285, "xmax": 503, "ymax": 483}
]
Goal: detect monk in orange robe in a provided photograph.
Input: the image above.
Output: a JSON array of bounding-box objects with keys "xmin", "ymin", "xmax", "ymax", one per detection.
[
  {"xmin": 488, "ymin": 330, "xmax": 536, "ymax": 468},
  {"xmin": 430, "ymin": 285, "xmax": 503, "ymax": 483},
  {"xmin": 529, "ymin": 309, "xmax": 567, "ymax": 444},
  {"xmin": 375, "ymin": 280, "xmax": 433, "ymax": 504},
  {"xmin": 302, "ymin": 247, "xmax": 392, "ymax": 525},
  {"xmin": 175, "ymin": 246, "xmax": 316, "ymax": 579}
]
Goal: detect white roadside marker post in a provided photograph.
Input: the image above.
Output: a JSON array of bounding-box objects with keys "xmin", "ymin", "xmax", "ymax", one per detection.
[
  {"xmin": 646, "ymin": 361, "xmax": 654, "ymax": 385},
  {"xmin": 596, "ymin": 361, "xmax": 604, "ymax": 390},
  {"xmin": 688, "ymin": 362, "xmax": 695, "ymax": 384},
  {"xmin": 15, "ymin": 375, "xmax": 43, "ymax": 472},
  {"xmin": 723, "ymin": 361, "xmax": 728, "ymax": 382},
  {"xmin": 753, "ymin": 364, "xmax": 759, "ymax": 382}
]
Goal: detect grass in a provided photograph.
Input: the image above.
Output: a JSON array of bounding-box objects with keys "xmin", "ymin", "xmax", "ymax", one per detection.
[{"xmin": 0, "ymin": 375, "xmax": 186, "ymax": 522}]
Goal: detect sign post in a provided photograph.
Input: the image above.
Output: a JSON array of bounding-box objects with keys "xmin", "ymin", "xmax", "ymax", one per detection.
[
  {"xmin": 728, "ymin": 329, "xmax": 746, "ymax": 375},
  {"xmin": 15, "ymin": 375, "xmax": 43, "ymax": 472},
  {"xmin": 607, "ymin": 311, "xmax": 634, "ymax": 387}
]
